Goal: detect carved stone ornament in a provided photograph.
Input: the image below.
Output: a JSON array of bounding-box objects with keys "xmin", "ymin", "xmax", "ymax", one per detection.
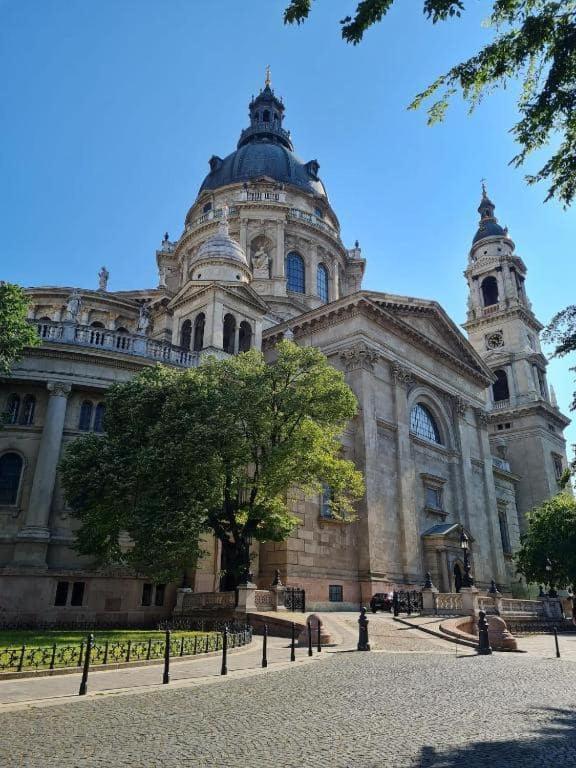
[
  {"xmin": 475, "ymin": 408, "xmax": 489, "ymax": 426},
  {"xmin": 339, "ymin": 342, "xmax": 378, "ymax": 371},
  {"xmin": 391, "ymin": 361, "xmax": 414, "ymax": 387},
  {"xmin": 452, "ymin": 395, "xmax": 468, "ymax": 417},
  {"xmin": 47, "ymin": 382, "xmax": 72, "ymax": 398}
]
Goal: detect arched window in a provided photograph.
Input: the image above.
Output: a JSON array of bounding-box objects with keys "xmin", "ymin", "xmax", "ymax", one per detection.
[
  {"xmin": 317, "ymin": 264, "xmax": 329, "ymax": 303},
  {"xmin": 5, "ymin": 394, "xmax": 20, "ymax": 425},
  {"xmin": 481, "ymin": 276, "xmax": 499, "ymax": 307},
  {"xmin": 0, "ymin": 452, "xmax": 23, "ymax": 505},
  {"xmin": 492, "ymin": 369, "xmax": 509, "ymax": 402},
  {"xmin": 193, "ymin": 313, "xmax": 205, "ymax": 352},
  {"xmin": 223, "ymin": 314, "xmax": 236, "ymax": 354},
  {"xmin": 262, "ymin": 109, "xmax": 270, "ymax": 123},
  {"xmin": 20, "ymin": 395, "xmax": 36, "ymax": 426},
  {"xmin": 89, "ymin": 322, "xmax": 105, "ymax": 346},
  {"xmin": 238, "ymin": 321, "xmax": 252, "ymax": 352},
  {"xmin": 93, "ymin": 403, "xmax": 105, "ymax": 433},
  {"xmin": 203, "ymin": 202, "xmax": 212, "ymax": 214},
  {"xmin": 410, "ymin": 403, "xmax": 442, "ymax": 444},
  {"xmin": 37, "ymin": 317, "xmax": 52, "ymax": 338},
  {"xmin": 286, "ymin": 252, "xmax": 305, "ymax": 293},
  {"xmin": 180, "ymin": 319, "xmax": 192, "ymax": 351},
  {"xmin": 79, "ymin": 401, "xmax": 93, "ymax": 431}
]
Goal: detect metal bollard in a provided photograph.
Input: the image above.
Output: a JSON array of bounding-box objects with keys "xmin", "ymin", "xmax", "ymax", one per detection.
[
  {"xmin": 477, "ymin": 610, "xmax": 492, "ymax": 655},
  {"xmin": 220, "ymin": 626, "xmax": 228, "ymax": 676},
  {"xmin": 317, "ymin": 619, "xmax": 322, "ymax": 653},
  {"xmin": 103, "ymin": 639, "xmax": 109, "ymax": 666},
  {"xmin": 163, "ymin": 629, "xmax": 171, "ymax": 684},
  {"xmin": 307, "ymin": 620, "xmax": 313, "ymax": 657},
  {"xmin": 407, "ymin": 593, "xmax": 412, "ymax": 616},
  {"xmin": 290, "ymin": 622, "xmax": 296, "ymax": 662},
  {"xmin": 262, "ymin": 624, "xmax": 268, "ymax": 668},
  {"xmin": 357, "ymin": 607, "xmax": 371, "ymax": 651},
  {"xmin": 49, "ymin": 643, "xmax": 57, "ymax": 671},
  {"xmin": 78, "ymin": 633, "xmax": 94, "ymax": 696},
  {"xmin": 393, "ymin": 591, "xmax": 399, "ymax": 618},
  {"xmin": 553, "ymin": 626, "xmax": 561, "ymax": 658}
]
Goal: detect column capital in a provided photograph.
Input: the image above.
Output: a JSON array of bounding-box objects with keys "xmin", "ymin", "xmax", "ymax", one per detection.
[
  {"xmin": 339, "ymin": 342, "xmax": 378, "ymax": 371},
  {"xmin": 47, "ymin": 381, "xmax": 72, "ymax": 398},
  {"xmin": 446, "ymin": 394, "xmax": 468, "ymax": 417},
  {"xmin": 390, "ymin": 361, "xmax": 413, "ymax": 387},
  {"xmin": 475, "ymin": 407, "xmax": 489, "ymax": 426}
]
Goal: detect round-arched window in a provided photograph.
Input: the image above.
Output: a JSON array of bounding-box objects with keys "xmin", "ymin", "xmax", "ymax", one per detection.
[
  {"xmin": 317, "ymin": 263, "xmax": 329, "ymax": 303},
  {"xmin": 180, "ymin": 319, "xmax": 192, "ymax": 351},
  {"xmin": 286, "ymin": 252, "xmax": 305, "ymax": 294},
  {"xmin": 410, "ymin": 404, "xmax": 442, "ymax": 444}
]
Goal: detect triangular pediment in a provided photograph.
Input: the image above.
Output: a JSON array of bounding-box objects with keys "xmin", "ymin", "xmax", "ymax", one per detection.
[{"xmin": 169, "ymin": 280, "xmax": 269, "ymax": 314}]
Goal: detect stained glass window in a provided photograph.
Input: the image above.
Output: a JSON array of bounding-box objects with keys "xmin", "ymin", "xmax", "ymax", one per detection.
[
  {"xmin": 317, "ymin": 263, "xmax": 329, "ymax": 303},
  {"xmin": 286, "ymin": 252, "xmax": 305, "ymax": 293},
  {"xmin": 410, "ymin": 404, "xmax": 441, "ymax": 444}
]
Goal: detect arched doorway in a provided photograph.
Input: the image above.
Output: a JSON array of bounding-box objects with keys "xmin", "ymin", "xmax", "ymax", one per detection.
[{"xmin": 454, "ymin": 563, "xmax": 463, "ymax": 593}]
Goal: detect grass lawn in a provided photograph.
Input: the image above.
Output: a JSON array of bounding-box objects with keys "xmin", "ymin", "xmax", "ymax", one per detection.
[{"xmin": 0, "ymin": 629, "xmax": 212, "ymax": 650}]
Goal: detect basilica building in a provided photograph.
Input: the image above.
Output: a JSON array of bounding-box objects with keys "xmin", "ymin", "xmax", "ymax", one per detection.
[{"xmin": 0, "ymin": 78, "xmax": 570, "ymax": 623}]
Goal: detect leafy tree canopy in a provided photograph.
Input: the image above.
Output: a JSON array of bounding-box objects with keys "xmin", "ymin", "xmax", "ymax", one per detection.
[
  {"xmin": 60, "ymin": 342, "xmax": 364, "ymax": 587},
  {"xmin": 0, "ymin": 282, "xmax": 39, "ymax": 376},
  {"xmin": 515, "ymin": 492, "xmax": 576, "ymax": 589},
  {"xmin": 284, "ymin": 1, "xmax": 576, "ymax": 206},
  {"xmin": 543, "ymin": 306, "xmax": 576, "ymax": 463}
]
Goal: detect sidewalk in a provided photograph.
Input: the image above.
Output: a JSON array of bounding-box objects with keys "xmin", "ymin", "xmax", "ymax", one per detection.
[{"xmin": 0, "ymin": 613, "xmax": 356, "ymax": 711}]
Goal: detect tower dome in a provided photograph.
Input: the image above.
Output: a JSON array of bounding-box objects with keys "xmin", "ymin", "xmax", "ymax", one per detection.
[
  {"xmin": 472, "ymin": 183, "xmax": 507, "ymax": 244},
  {"xmin": 198, "ymin": 75, "xmax": 327, "ymax": 198},
  {"xmin": 190, "ymin": 210, "xmax": 251, "ymax": 283}
]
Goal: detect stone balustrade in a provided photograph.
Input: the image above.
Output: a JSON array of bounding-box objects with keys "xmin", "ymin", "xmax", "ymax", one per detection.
[
  {"xmin": 433, "ymin": 592, "xmax": 464, "ymax": 615},
  {"xmin": 287, "ymin": 207, "xmax": 338, "ymax": 237},
  {"xmin": 254, "ymin": 589, "xmax": 275, "ymax": 611},
  {"xmin": 33, "ymin": 320, "xmax": 201, "ymax": 368},
  {"xmin": 237, "ymin": 189, "xmax": 286, "ymax": 204},
  {"xmin": 177, "ymin": 591, "xmax": 237, "ymax": 613}
]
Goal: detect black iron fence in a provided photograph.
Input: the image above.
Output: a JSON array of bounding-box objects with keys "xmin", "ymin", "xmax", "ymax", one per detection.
[
  {"xmin": 0, "ymin": 627, "xmax": 252, "ymax": 673},
  {"xmin": 393, "ymin": 590, "xmax": 423, "ymax": 616},
  {"xmin": 284, "ymin": 587, "xmax": 306, "ymax": 612}
]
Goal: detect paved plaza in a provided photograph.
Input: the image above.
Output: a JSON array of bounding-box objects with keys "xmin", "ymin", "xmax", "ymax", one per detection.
[{"xmin": 0, "ymin": 615, "xmax": 575, "ymax": 767}]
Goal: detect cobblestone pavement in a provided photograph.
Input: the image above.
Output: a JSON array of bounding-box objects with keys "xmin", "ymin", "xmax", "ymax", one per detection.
[
  {"xmin": 518, "ymin": 631, "xmax": 576, "ymax": 660},
  {"xmin": 1, "ymin": 616, "xmax": 575, "ymax": 767}
]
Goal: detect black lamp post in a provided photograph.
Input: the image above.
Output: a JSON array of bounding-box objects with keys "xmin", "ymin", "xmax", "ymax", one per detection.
[
  {"xmin": 460, "ymin": 529, "xmax": 474, "ymax": 588},
  {"xmin": 545, "ymin": 557, "xmax": 558, "ymax": 598}
]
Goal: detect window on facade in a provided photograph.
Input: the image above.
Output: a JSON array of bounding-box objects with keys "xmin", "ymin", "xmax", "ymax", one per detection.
[
  {"xmin": 263, "ymin": 109, "xmax": 270, "ymax": 122},
  {"xmin": 410, "ymin": 404, "xmax": 442, "ymax": 444},
  {"xmin": 203, "ymin": 202, "xmax": 212, "ymax": 214},
  {"xmin": 141, "ymin": 583, "xmax": 153, "ymax": 607},
  {"xmin": 492, "ymin": 370, "xmax": 510, "ymax": 402},
  {"xmin": 314, "ymin": 207, "xmax": 323, "ymax": 219},
  {"xmin": 286, "ymin": 252, "xmax": 305, "ymax": 294},
  {"xmin": 93, "ymin": 403, "xmax": 105, "ymax": 433},
  {"xmin": 425, "ymin": 486, "xmax": 443, "ymax": 511},
  {"xmin": 320, "ymin": 483, "xmax": 333, "ymax": 519},
  {"xmin": 71, "ymin": 582, "xmax": 85, "ymax": 607},
  {"xmin": 223, "ymin": 314, "xmax": 236, "ymax": 354},
  {"xmin": 536, "ymin": 367, "xmax": 547, "ymax": 398},
  {"xmin": 180, "ymin": 319, "xmax": 192, "ymax": 351},
  {"xmin": 193, "ymin": 313, "xmax": 205, "ymax": 352},
  {"xmin": 552, "ymin": 454, "xmax": 564, "ymax": 481},
  {"xmin": 238, "ymin": 321, "xmax": 252, "ymax": 353},
  {"xmin": 5, "ymin": 394, "xmax": 20, "ymax": 425},
  {"xmin": 154, "ymin": 584, "xmax": 166, "ymax": 607},
  {"xmin": 54, "ymin": 581, "xmax": 69, "ymax": 606},
  {"xmin": 329, "ymin": 585, "xmax": 343, "ymax": 602},
  {"xmin": 498, "ymin": 509, "xmax": 511, "ymax": 554},
  {"xmin": 481, "ymin": 276, "xmax": 499, "ymax": 307},
  {"xmin": 79, "ymin": 401, "xmax": 93, "ymax": 431},
  {"xmin": 19, "ymin": 395, "xmax": 36, "ymax": 426},
  {"xmin": 317, "ymin": 263, "xmax": 329, "ymax": 303},
  {"xmin": 0, "ymin": 452, "xmax": 23, "ymax": 505}
]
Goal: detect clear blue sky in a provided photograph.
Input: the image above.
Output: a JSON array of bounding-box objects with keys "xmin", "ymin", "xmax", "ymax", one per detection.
[{"xmin": 1, "ymin": 0, "xmax": 574, "ymax": 452}]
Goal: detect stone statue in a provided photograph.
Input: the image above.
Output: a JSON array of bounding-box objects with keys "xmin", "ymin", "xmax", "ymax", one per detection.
[
  {"xmin": 65, "ymin": 290, "xmax": 82, "ymax": 322},
  {"xmin": 252, "ymin": 246, "xmax": 270, "ymax": 277},
  {"xmin": 137, "ymin": 303, "xmax": 151, "ymax": 334},
  {"xmin": 98, "ymin": 266, "xmax": 109, "ymax": 291}
]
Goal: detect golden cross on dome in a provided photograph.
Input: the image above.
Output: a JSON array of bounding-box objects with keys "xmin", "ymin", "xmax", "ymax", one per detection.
[{"xmin": 265, "ymin": 65, "xmax": 271, "ymax": 88}]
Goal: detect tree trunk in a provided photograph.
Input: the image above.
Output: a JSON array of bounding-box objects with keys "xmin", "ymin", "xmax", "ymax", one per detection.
[{"xmin": 219, "ymin": 535, "xmax": 251, "ymax": 591}]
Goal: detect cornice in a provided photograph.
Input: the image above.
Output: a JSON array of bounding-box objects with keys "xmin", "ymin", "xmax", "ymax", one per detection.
[
  {"xmin": 463, "ymin": 304, "xmax": 543, "ymax": 333},
  {"xmin": 488, "ymin": 399, "xmax": 570, "ymax": 427}
]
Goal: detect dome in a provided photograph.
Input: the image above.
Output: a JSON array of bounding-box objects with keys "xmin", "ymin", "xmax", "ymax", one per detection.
[
  {"xmin": 195, "ymin": 219, "xmax": 248, "ymax": 266},
  {"xmin": 472, "ymin": 185, "xmax": 507, "ymax": 244},
  {"xmin": 199, "ymin": 142, "xmax": 327, "ymax": 198},
  {"xmin": 198, "ymin": 83, "xmax": 327, "ymax": 199}
]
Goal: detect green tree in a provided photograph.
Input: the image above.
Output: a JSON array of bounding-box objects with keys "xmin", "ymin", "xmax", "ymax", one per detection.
[
  {"xmin": 284, "ymin": 1, "xmax": 576, "ymax": 206},
  {"xmin": 59, "ymin": 342, "xmax": 364, "ymax": 588},
  {"xmin": 516, "ymin": 492, "xmax": 576, "ymax": 590},
  {"xmin": 0, "ymin": 282, "xmax": 39, "ymax": 376}
]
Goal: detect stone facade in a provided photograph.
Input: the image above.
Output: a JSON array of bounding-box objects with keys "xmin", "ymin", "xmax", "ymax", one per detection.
[{"xmin": 0, "ymin": 80, "xmax": 569, "ymax": 622}]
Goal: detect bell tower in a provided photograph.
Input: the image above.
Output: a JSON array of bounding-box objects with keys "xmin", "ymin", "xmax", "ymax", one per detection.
[{"xmin": 463, "ymin": 186, "xmax": 570, "ymax": 531}]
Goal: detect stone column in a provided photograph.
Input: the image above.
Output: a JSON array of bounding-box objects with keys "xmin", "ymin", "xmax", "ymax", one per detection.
[
  {"xmin": 306, "ymin": 244, "xmax": 317, "ymax": 297},
  {"xmin": 274, "ymin": 220, "xmax": 285, "ymax": 278},
  {"xmin": 239, "ymin": 218, "xmax": 248, "ymax": 255},
  {"xmin": 453, "ymin": 397, "xmax": 472, "ymax": 532},
  {"xmin": 391, "ymin": 362, "xmax": 421, "ymax": 581},
  {"xmin": 15, "ymin": 381, "xmax": 72, "ymax": 565}
]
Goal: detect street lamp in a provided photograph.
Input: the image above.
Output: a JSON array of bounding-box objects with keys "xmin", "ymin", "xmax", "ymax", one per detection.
[
  {"xmin": 545, "ymin": 557, "xmax": 558, "ymax": 598},
  {"xmin": 460, "ymin": 529, "xmax": 474, "ymax": 588}
]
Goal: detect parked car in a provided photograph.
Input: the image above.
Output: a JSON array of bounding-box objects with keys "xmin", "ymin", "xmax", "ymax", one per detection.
[{"xmin": 370, "ymin": 593, "xmax": 392, "ymax": 613}]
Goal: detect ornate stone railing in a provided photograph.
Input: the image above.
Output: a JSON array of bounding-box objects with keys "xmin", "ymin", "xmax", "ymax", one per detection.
[
  {"xmin": 254, "ymin": 589, "xmax": 274, "ymax": 611},
  {"xmin": 184, "ymin": 206, "xmax": 239, "ymax": 233},
  {"xmin": 492, "ymin": 456, "xmax": 511, "ymax": 472},
  {"xmin": 287, "ymin": 207, "xmax": 338, "ymax": 237},
  {"xmin": 433, "ymin": 592, "xmax": 465, "ymax": 615},
  {"xmin": 237, "ymin": 190, "xmax": 286, "ymax": 203},
  {"xmin": 33, "ymin": 320, "xmax": 200, "ymax": 369},
  {"xmin": 500, "ymin": 598, "xmax": 543, "ymax": 616},
  {"xmin": 482, "ymin": 304, "xmax": 500, "ymax": 316},
  {"xmin": 477, "ymin": 596, "xmax": 499, "ymax": 615},
  {"xmin": 178, "ymin": 591, "xmax": 237, "ymax": 612},
  {"xmin": 492, "ymin": 399, "xmax": 510, "ymax": 411}
]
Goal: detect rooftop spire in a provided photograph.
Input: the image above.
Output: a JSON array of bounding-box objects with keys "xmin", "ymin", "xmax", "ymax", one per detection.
[
  {"xmin": 265, "ymin": 64, "xmax": 271, "ymax": 88},
  {"xmin": 472, "ymin": 183, "xmax": 507, "ymax": 245}
]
